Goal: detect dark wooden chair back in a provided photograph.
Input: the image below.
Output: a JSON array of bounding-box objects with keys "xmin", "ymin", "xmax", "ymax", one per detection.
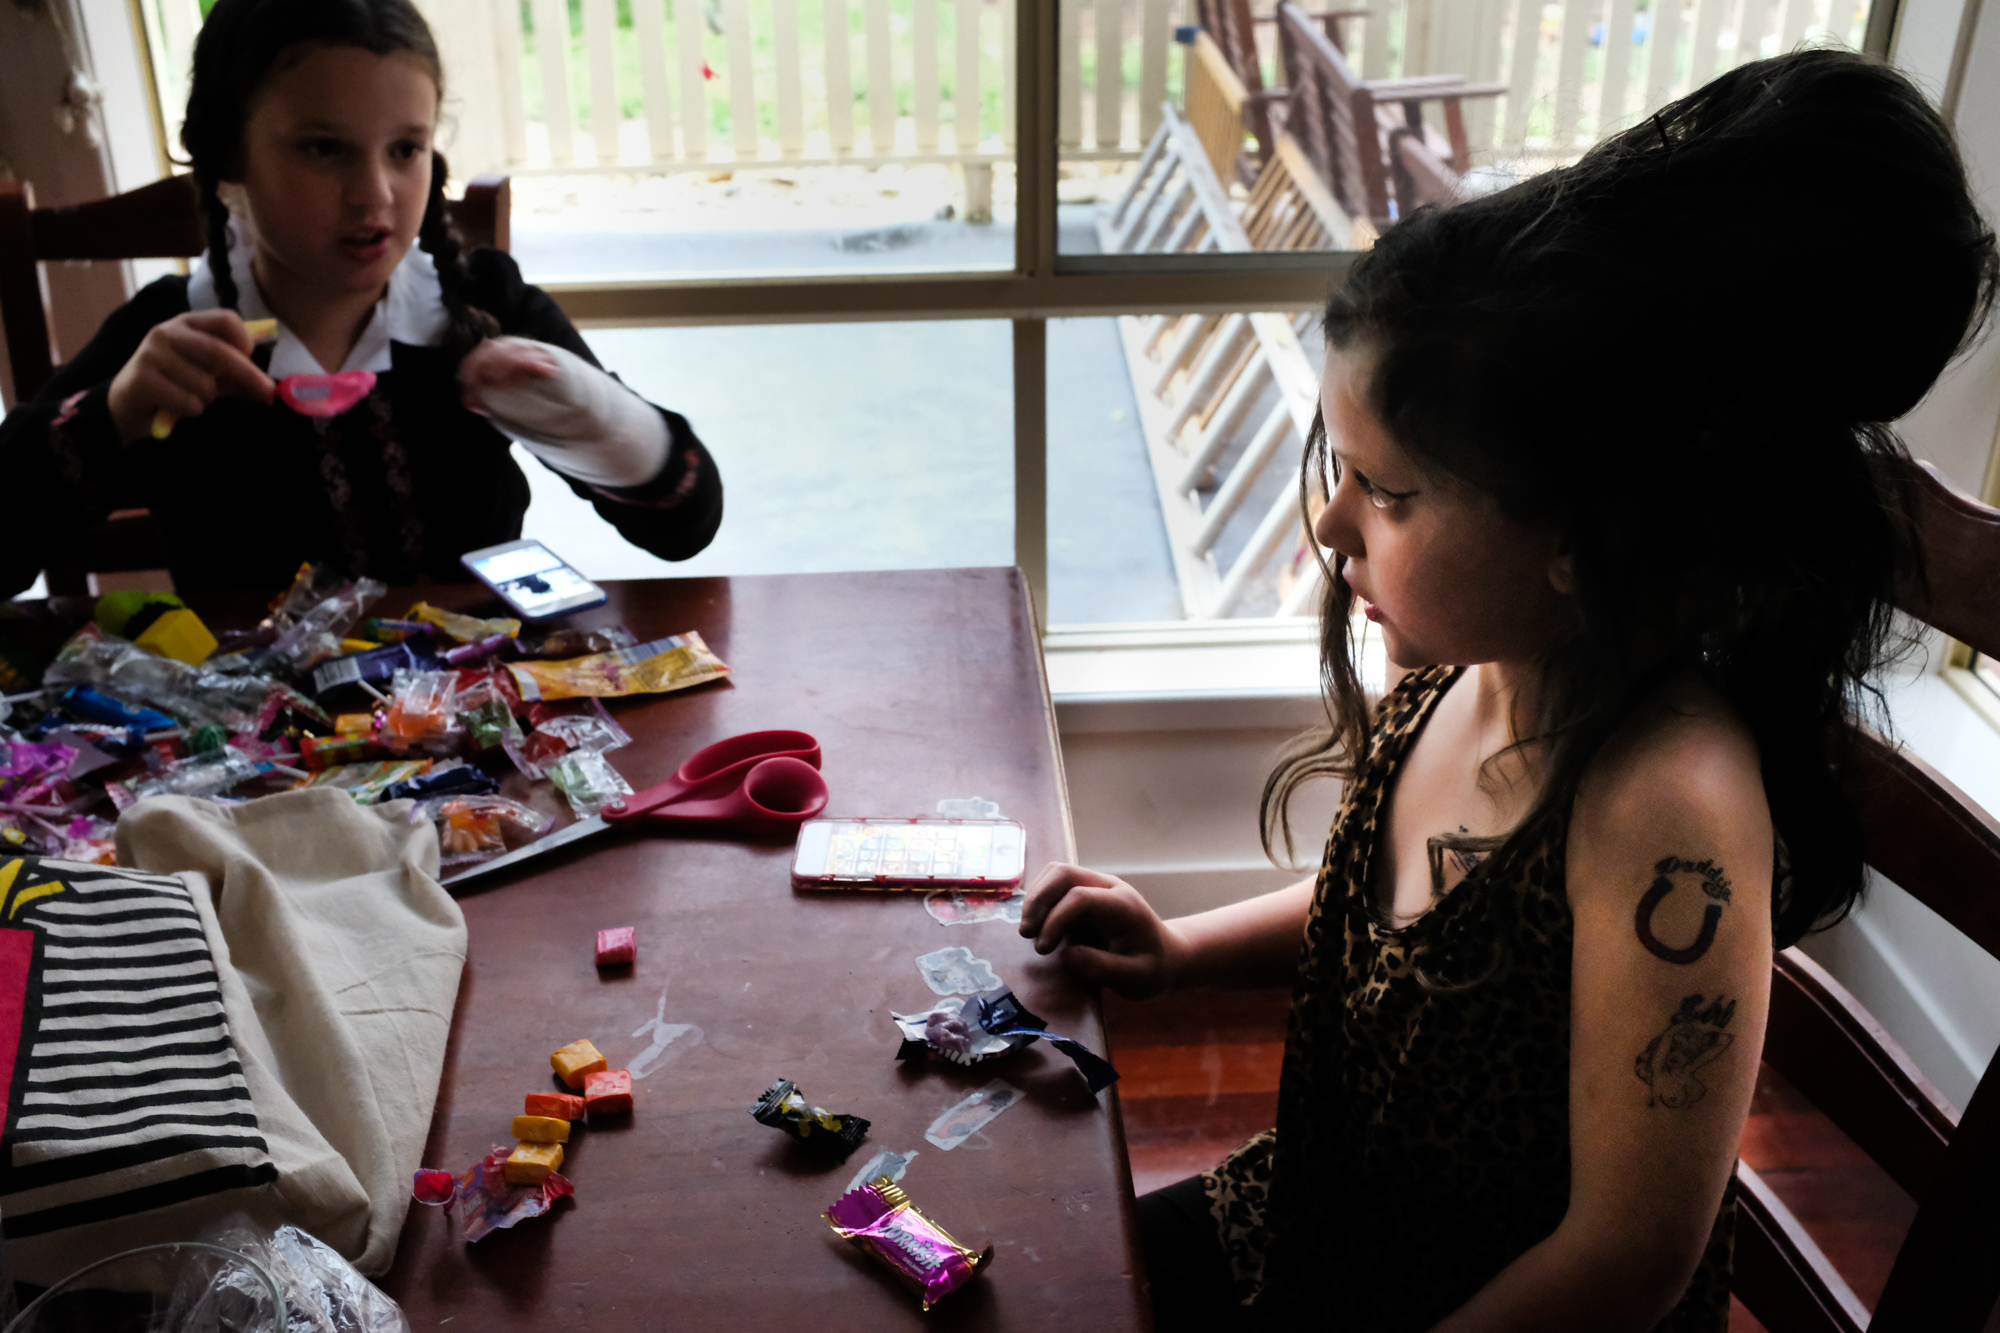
[
  {"xmin": 1733, "ymin": 457, "xmax": 2000, "ymax": 1332},
  {"xmin": 0, "ymin": 171, "xmax": 509, "ymax": 595},
  {"xmin": 1276, "ymin": 2, "xmax": 1383, "ymax": 227},
  {"xmin": 1388, "ymin": 127, "xmax": 1458, "ymax": 215}
]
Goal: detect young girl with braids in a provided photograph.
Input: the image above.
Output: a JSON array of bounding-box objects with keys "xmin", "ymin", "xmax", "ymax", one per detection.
[
  {"xmin": 1022, "ymin": 50, "xmax": 1996, "ymax": 1332},
  {"xmin": 0, "ymin": 0, "xmax": 720, "ymax": 596}
]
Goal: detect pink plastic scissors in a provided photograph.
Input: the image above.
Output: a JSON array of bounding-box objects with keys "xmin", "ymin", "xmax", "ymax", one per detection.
[
  {"xmin": 446, "ymin": 729, "xmax": 827, "ymax": 885},
  {"xmin": 603, "ymin": 729, "xmax": 826, "ymax": 836}
]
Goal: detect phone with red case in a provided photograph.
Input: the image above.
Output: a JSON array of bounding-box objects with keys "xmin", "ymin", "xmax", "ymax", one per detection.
[{"xmin": 791, "ymin": 817, "xmax": 1025, "ymax": 891}]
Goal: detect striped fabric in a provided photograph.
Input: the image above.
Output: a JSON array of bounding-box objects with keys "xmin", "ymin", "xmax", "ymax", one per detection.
[{"xmin": 0, "ymin": 855, "xmax": 274, "ymax": 1240}]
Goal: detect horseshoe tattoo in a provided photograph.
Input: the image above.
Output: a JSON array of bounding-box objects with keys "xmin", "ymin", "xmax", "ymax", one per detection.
[{"xmin": 1634, "ymin": 874, "xmax": 1722, "ymax": 965}]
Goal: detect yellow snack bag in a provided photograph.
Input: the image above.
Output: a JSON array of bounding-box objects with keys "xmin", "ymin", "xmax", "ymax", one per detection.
[{"xmin": 505, "ymin": 632, "xmax": 731, "ymax": 703}]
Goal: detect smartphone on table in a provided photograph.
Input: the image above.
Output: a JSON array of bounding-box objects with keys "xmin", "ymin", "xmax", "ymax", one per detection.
[
  {"xmin": 792, "ymin": 818, "xmax": 1026, "ymax": 891},
  {"xmin": 461, "ymin": 539, "xmax": 607, "ymax": 621}
]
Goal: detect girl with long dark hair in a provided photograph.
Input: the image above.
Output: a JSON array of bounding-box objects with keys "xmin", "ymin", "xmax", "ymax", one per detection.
[
  {"xmin": 1023, "ymin": 49, "xmax": 1997, "ymax": 1331},
  {"xmin": 0, "ymin": 0, "xmax": 721, "ymax": 596}
]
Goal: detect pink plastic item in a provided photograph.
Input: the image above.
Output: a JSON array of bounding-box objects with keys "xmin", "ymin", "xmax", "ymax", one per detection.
[
  {"xmin": 595, "ymin": 926, "xmax": 636, "ymax": 967},
  {"xmin": 277, "ymin": 370, "xmax": 377, "ymax": 418}
]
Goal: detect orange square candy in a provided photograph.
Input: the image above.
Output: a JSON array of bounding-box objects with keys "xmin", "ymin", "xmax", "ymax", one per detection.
[
  {"xmin": 525, "ymin": 1092, "xmax": 586, "ymax": 1120},
  {"xmin": 584, "ymin": 1068, "xmax": 633, "ymax": 1115}
]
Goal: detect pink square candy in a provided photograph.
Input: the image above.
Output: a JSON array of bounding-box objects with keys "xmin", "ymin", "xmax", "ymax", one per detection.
[{"xmin": 595, "ymin": 926, "xmax": 636, "ymax": 967}]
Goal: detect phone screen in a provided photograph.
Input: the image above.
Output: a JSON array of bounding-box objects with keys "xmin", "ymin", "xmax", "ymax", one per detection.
[
  {"xmin": 793, "ymin": 819, "xmax": 1025, "ymax": 885},
  {"xmin": 465, "ymin": 543, "xmax": 600, "ymax": 617}
]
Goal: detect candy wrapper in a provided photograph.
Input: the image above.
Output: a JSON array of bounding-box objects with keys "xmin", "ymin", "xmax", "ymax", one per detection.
[
  {"xmin": 505, "ymin": 632, "xmax": 730, "ymax": 703},
  {"xmin": 501, "ymin": 698, "xmax": 631, "ymax": 781},
  {"xmin": 118, "ymin": 748, "xmax": 275, "ymax": 805},
  {"xmin": 0, "ymin": 740, "xmax": 77, "ymax": 804},
  {"xmin": 418, "ymin": 794, "xmax": 551, "ymax": 864},
  {"xmin": 516, "ymin": 625, "xmax": 637, "ymax": 659},
  {"xmin": 302, "ymin": 759, "xmax": 433, "ymax": 804},
  {"xmin": 381, "ymin": 670, "xmax": 462, "ymax": 756},
  {"xmin": 45, "ymin": 624, "xmax": 289, "ymax": 732},
  {"xmin": 893, "ymin": 988, "xmax": 1119, "ymax": 1094},
  {"xmin": 824, "ymin": 1177, "xmax": 992, "ymax": 1311},
  {"xmin": 412, "ymin": 1147, "xmax": 574, "ymax": 1244},
  {"xmin": 408, "ymin": 602, "xmax": 521, "ymax": 645},
  {"xmin": 549, "ymin": 748, "xmax": 633, "ymax": 819},
  {"xmin": 263, "ymin": 577, "xmax": 385, "ymax": 672},
  {"xmin": 752, "ymin": 1078, "xmax": 871, "ymax": 1161},
  {"xmin": 454, "ymin": 671, "xmax": 524, "ymax": 756},
  {"xmin": 379, "ymin": 761, "xmax": 498, "ymax": 804},
  {"xmin": 310, "ymin": 640, "xmax": 440, "ymax": 701}
]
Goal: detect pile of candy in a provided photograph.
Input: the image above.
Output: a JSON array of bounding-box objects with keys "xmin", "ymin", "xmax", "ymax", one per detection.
[
  {"xmin": 0, "ymin": 565, "xmax": 731, "ymax": 867},
  {"xmin": 410, "ymin": 1036, "xmax": 636, "ymax": 1243}
]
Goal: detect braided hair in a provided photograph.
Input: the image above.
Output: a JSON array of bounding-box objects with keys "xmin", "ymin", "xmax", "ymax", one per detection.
[{"xmin": 180, "ymin": 0, "xmax": 492, "ymax": 353}]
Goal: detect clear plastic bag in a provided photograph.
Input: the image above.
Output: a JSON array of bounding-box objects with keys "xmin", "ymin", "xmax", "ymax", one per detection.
[
  {"xmin": 549, "ymin": 749, "xmax": 634, "ymax": 819},
  {"xmin": 418, "ymin": 793, "xmax": 553, "ymax": 864},
  {"xmin": 500, "ymin": 698, "xmax": 631, "ymax": 781},
  {"xmin": 45, "ymin": 625, "xmax": 287, "ymax": 733},
  {"xmin": 263, "ymin": 578, "xmax": 387, "ymax": 673},
  {"xmin": 380, "ymin": 670, "xmax": 462, "ymax": 756}
]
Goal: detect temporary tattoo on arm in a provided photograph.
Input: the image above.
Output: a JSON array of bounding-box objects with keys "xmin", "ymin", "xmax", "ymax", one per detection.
[
  {"xmin": 1449, "ymin": 826, "xmax": 1484, "ymax": 875},
  {"xmin": 1635, "ymin": 993, "xmax": 1736, "ymax": 1109},
  {"xmin": 1633, "ymin": 856, "xmax": 1734, "ymax": 964}
]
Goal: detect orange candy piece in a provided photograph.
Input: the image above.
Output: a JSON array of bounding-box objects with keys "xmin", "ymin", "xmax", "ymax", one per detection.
[{"xmin": 526, "ymin": 1092, "xmax": 586, "ymax": 1120}]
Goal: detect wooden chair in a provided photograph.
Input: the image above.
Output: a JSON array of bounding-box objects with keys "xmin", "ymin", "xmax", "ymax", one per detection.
[
  {"xmin": 1194, "ymin": 0, "xmax": 1369, "ymax": 182},
  {"xmin": 0, "ymin": 172, "xmax": 509, "ymax": 595},
  {"xmin": 1732, "ymin": 458, "xmax": 2000, "ymax": 1331},
  {"xmin": 1274, "ymin": 1, "xmax": 1502, "ymax": 230}
]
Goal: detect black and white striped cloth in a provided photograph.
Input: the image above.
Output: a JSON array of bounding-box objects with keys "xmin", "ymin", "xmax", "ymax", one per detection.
[{"xmin": 0, "ymin": 855, "xmax": 274, "ymax": 1240}]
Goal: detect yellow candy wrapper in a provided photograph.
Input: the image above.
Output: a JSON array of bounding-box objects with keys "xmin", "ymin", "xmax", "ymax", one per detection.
[
  {"xmin": 504, "ymin": 632, "xmax": 731, "ymax": 702},
  {"xmin": 406, "ymin": 601, "xmax": 522, "ymax": 644}
]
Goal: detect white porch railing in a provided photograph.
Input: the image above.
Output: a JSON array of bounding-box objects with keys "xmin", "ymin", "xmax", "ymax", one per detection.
[
  {"xmin": 139, "ymin": 0, "xmax": 1195, "ymax": 182},
  {"xmin": 1264, "ymin": 0, "xmax": 1872, "ymax": 170}
]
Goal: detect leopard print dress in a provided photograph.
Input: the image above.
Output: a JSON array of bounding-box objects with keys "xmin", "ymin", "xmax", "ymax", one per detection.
[{"xmin": 1201, "ymin": 665, "xmax": 1735, "ymax": 1331}]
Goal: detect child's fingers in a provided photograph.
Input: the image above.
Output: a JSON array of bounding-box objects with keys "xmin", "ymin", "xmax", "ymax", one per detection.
[
  {"xmin": 1032, "ymin": 881, "xmax": 1146, "ymax": 957},
  {"xmin": 1019, "ymin": 861, "xmax": 1118, "ymax": 936},
  {"xmin": 159, "ymin": 323, "xmax": 273, "ymax": 403},
  {"xmin": 182, "ymin": 308, "xmax": 260, "ymax": 355}
]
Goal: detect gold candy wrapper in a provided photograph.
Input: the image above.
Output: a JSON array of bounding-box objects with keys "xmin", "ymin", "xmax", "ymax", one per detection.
[
  {"xmin": 407, "ymin": 601, "xmax": 522, "ymax": 644},
  {"xmin": 505, "ymin": 632, "xmax": 731, "ymax": 702},
  {"xmin": 824, "ymin": 1177, "xmax": 992, "ymax": 1311}
]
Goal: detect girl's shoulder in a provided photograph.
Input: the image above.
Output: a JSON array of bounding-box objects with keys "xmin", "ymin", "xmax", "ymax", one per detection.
[{"xmin": 1566, "ymin": 674, "xmax": 1772, "ymax": 905}]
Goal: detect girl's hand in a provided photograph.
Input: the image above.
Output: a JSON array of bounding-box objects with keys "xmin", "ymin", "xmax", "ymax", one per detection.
[
  {"xmin": 108, "ymin": 311, "xmax": 275, "ymax": 443},
  {"xmin": 1018, "ymin": 862, "xmax": 1191, "ymax": 1000},
  {"xmin": 458, "ymin": 336, "xmax": 559, "ymax": 416}
]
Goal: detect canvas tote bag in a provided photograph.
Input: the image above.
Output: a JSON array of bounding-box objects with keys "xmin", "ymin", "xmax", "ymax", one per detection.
[{"xmin": 0, "ymin": 788, "xmax": 464, "ymax": 1285}]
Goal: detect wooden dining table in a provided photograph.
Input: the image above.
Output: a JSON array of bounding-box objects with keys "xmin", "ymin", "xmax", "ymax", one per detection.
[{"xmin": 298, "ymin": 567, "xmax": 1152, "ymax": 1331}]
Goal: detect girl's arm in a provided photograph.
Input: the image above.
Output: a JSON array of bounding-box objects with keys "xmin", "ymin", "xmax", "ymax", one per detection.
[
  {"xmin": 1430, "ymin": 692, "xmax": 1774, "ymax": 1332},
  {"xmin": 459, "ymin": 249, "xmax": 723, "ymax": 562},
  {"xmin": 1019, "ymin": 864, "xmax": 1314, "ymax": 998}
]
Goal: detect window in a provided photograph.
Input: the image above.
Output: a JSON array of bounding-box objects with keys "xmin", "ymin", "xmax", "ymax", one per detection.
[{"xmin": 130, "ymin": 0, "xmax": 1894, "ymax": 641}]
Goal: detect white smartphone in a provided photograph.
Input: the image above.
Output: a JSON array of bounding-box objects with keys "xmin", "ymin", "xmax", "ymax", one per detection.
[
  {"xmin": 461, "ymin": 539, "xmax": 608, "ymax": 621},
  {"xmin": 792, "ymin": 817, "xmax": 1026, "ymax": 891}
]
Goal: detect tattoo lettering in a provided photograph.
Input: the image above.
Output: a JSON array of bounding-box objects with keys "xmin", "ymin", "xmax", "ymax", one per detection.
[
  {"xmin": 1635, "ymin": 993, "xmax": 1736, "ymax": 1109},
  {"xmin": 1634, "ymin": 855, "xmax": 1734, "ymax": 964}
]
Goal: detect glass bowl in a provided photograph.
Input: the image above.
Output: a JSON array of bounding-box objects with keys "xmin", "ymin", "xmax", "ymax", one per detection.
[{"xmin": 3, "ymin": 1241, "xmax": 286, "ymax": 1333}]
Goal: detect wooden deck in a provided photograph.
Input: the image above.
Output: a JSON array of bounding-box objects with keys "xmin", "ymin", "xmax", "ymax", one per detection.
[{"xmin": 1103, "ymin": 987, "xmax": 1920, "ymax": 1329}]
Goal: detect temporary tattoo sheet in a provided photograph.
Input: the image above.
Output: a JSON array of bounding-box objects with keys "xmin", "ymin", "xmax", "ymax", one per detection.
[{"xmin": 915, "ymin": 945, "xmax": 1003, "ymax": 995}]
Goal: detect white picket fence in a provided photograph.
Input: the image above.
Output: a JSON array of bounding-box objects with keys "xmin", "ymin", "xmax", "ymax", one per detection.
[{"xmin": 140, "ymin": 0, "xmax": 1194, "ymax": 180}]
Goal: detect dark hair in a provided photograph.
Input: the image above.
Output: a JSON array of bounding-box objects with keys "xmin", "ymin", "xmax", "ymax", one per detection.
[
  {"xmin": 1264, "ymin": 49, "xmax": 1999, "ymax": 948},
  {"xmin": 180, "ymin": 0, "xmax": 489, "ymax": 353}
]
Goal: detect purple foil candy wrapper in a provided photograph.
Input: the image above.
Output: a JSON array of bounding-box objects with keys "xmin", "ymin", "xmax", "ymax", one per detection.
[
  {"xmin": 414, "ymin": 1147, "xmax": 574, "ymax": 1242},
  {"xmin": 824, "ymin": 1178, "xmax": 991, "ymax": 1311}
]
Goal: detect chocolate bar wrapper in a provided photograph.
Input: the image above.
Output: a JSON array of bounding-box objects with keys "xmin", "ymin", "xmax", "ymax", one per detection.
[
  {"xmin": 824, "ymin": 1178, "xmax": 992, "ymax": 1311},
  {"xmin": 752, "ymin": 1078, "xmax": 871, "ymax": 1161}
]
